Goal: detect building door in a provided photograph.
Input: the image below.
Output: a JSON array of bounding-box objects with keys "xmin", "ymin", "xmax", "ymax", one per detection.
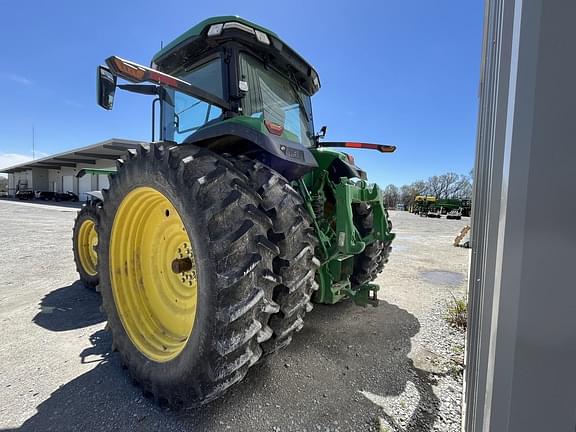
[
  {"xmin": 62, "ymin": 175, "xmax": 74, "ymax": 193},
  {"xmin": 78, "ymin": 174, "xmax": 92, "ymax": 201},
  {"xmin": 98, "ymin": 174, "xmax": 110, "ymax": 190}
]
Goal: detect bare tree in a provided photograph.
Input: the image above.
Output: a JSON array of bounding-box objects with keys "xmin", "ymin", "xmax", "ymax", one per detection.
[
  {"xmin": 443, "ymin": 172, "xmax": 461, "ymax": 198},
  {"xmin": 384, "ymin": 170, "xmax": 473, "ymax": 210},
  {"xmin": 450, "ymin": 174, "xmax": 472, "ymax": 199},
  {"xmin": 400, "ymin": 180, "xmax": 427, "ymax": 207},
  {"xmin": 383, "ymin": 184, "xmax": 399, "ymax": 209},
  {"xmin": 426, "ymin": 175, "xmax": 443, "ymax": 197},
  {"xmin": 425, "ymin": 172, "xmax": 472, "ymax": 199},
  {"xmin": 428, "ymin": 172, "xmax": 459, "ymax": 198}
]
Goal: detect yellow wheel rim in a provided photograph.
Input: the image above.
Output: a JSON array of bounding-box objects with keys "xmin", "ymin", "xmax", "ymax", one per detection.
[
  {"xmin": 110, "ymin": 186, "xmax": 198, "ymax": 363},
  {"xmin": 78, "ymin": 219, "xmax": 98, "ymax": 276}
]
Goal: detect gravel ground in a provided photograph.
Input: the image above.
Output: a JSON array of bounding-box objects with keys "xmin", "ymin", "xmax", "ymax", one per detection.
[{"xmin": 0, "ymin": 200, "xmax": 469, "ymax": 431}]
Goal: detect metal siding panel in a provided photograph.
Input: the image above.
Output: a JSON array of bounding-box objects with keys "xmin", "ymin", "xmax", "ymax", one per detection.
[
  {"xmin": 98, "ymin": 174, "xmax": 110, "ymax": 190},
  {"xmin": 78, "ymin": 175, "xmax": 93, "ymax": 201},
  {"xmin": 62, "ymin": 175, "xmax": 74, "ymax": 193}
]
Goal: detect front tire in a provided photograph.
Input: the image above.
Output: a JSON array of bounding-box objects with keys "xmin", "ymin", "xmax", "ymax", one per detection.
[{"xmin": 98, "ymin": 143, "xmax": 278, "ymax": 408}]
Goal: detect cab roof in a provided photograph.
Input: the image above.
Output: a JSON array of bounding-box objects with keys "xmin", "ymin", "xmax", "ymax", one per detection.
[
  {"xmin": 152, "ymin": 16, "xmax": 279, "ymax": 64},
  {"xmin": 151, "ymin": 16, "xmax": 320, "ymax": 95}
]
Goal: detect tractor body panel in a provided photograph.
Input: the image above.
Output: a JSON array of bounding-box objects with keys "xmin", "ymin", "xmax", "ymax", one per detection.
[
  {"xmin": 311, "ymin": 148, "xmax": 367, "ymax": 181},
  {"xmin": 183, "ymin": 118, "xmax": 318, "ymax": 180}
]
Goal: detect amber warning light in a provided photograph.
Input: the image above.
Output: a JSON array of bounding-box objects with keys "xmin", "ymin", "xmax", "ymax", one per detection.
[{"xmin": 320, "ymin": 142, "xmax": 397, "ymax": 153}]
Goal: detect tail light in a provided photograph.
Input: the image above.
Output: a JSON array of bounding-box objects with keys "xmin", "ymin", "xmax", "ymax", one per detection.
[{"xmin": 264, "ymin": 120, "xmax": 284, "ymax": 136}]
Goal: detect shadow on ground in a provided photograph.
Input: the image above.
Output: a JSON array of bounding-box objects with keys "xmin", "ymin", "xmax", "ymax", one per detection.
[
  {"xmin": 17, "ymin": 292, "xmax": 439, "ymax": 432},
  {"xmin": 32, "ymin": 281, "xmax": 105, "ymax": 331}
]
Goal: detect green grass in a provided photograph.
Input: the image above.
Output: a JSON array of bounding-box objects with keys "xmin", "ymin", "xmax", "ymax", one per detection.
[{"xmin": 446, "ymin": 295, "xmax": 467, "ymax": 329}]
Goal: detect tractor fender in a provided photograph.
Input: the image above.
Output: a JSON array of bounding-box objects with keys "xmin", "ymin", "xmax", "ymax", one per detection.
[
  {"xmin": 311, "ymin": 148, "xmax": 367, "ymax": 182},
  {"xmin": 326, "ymin": 157, "xmax": 367, "ymax": 182},
  {"xmin": 183, "ymin": 122, "xmax": 318, "ymax": 181}
]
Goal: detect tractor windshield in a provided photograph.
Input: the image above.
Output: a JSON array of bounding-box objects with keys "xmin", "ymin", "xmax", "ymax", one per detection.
[
  {"xmin": 162, "ymin": 57, "xmax": 224, "ymax": 143},
  {"xmin": 239, "ymin": 53, "xmax": 314, "ymax": 147}
]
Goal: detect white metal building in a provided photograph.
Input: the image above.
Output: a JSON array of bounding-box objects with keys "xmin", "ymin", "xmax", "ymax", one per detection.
[
  {"xmin": 466, "ymin": 0, "xmax": 576, "ymax": 430},
  {"xmin": 1, "ymin": 139, "xmax": 144, "ymax": 200}
]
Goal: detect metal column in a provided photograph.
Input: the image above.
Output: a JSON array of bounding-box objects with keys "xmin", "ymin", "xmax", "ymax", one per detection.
[{"xmin": 466, "ymin": 1, "xmax": 576, "ymax": 430}]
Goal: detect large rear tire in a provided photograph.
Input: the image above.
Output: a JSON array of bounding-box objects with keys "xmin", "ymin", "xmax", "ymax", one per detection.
[
  {"xmin": 350, "ymin": 203, "xmax": 393, "ymax": 286},
  {"xmin": 232, "ymin": 157, "xmax": 319, "ymax": 355},
  {"xmin": 98, "ymin": 143, "xmax": 278, "ymax": 408},
  {"xmin": 72, "ymin": 201, "xmax": 100, "ymax": 289}
]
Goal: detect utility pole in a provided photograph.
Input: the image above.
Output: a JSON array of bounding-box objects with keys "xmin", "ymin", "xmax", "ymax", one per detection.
[{"xmin": 32, "ymin": 125, "xmax": 35, "ymax": 160}]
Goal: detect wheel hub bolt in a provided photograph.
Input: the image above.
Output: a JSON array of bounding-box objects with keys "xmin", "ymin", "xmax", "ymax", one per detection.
[{"xmin": 172, "ymin": 257, "xmax": 193, "ymax": 274}]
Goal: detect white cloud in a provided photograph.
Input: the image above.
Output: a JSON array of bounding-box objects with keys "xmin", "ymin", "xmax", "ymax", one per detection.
[
  {"xmin": 0, "ymin": 154, "xmax": 30, "ymax": 178},
  {"xmin": 0, "ymin": 153, "xmax": 48, "ymax": 177},
  {"xmin": 7, "ymin": 74, "xmax": 34, "ymax": 86},
  {"xmin": 0, "ymin": 153, "xmax": 33, "ymax": 170}
]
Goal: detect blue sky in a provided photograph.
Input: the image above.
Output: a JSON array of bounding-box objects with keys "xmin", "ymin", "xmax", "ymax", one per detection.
[{"xmin": 0, "ymin": 0, "xmax": 483, "ymax": 186}]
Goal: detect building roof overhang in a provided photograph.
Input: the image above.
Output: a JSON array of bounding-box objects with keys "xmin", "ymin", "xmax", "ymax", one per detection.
[{"xmin": 1, "ymin": 138, "xmax": 145, "ymax": 173}]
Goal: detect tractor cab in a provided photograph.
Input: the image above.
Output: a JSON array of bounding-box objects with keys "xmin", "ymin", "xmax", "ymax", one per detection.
[
  {"xmin": 97, "ymin": 16, "xmax": 395, "ymax": 180},
  {"xmin": 151, "ymin": 17, "xmax": 319, "ymax": 148},
  {"xmin": 98, "ymin": 16, "xmax": 321, "ymax": 179}
]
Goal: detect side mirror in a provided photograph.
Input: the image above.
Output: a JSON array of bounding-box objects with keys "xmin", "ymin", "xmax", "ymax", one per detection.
[
  {"xmin": 318, "ymin": 125, "xmax": 327, "ymax": 139},
  {"xmin": 97, "ymin": 66, "xmax": 117, "ymax": 110}
]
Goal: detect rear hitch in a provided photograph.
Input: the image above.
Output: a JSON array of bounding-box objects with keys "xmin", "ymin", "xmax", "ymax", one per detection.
[{"xmin": 343, "ymin": 283, "xmax": 380, "ymax": 307}]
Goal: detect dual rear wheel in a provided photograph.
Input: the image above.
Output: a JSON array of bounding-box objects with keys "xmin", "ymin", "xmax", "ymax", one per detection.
[
  {"xmin": 73, "ymin": 142, "xmax": 388, "ymax": 408},
  {"xmin": 351, "ymin": 203, "xmax": 393, "ymax": 287},
  {"xmin": 96, "ymin": 143, "xmax": 317, "ymax": 407}
]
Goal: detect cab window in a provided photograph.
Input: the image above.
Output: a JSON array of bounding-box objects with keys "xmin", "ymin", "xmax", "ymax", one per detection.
[{"xmin": 162, "ymin": 58, "xmax": 223, "ymax": 143}]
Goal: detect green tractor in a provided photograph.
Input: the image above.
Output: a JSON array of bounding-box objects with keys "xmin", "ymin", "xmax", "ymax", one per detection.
[{"xmin": 87, "ymin": 16, "xmax": 395, "ymax": 408}]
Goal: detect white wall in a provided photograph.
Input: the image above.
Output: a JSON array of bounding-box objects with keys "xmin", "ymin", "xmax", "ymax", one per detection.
[
  {"xmin": 31, "ymin": 168, "xmax": 49, "ymax": 191},
  {"xmin": 62, "ymin": 175, "xmax": 74, "ymax": 193},
  {"xmin": 98, "ymin": 174, "xmax": 110, "ymax": 190},
  {"xmin": 78, "ymin": 174, "xmax": 93, "ymax": 201},
  {"xmin": 8, "ymin": 171, "xmax": 33, "ymax": 195},
  {"xmin": 41, "ymin": 161, "xmax": 115, "ymax": 195},
  {"xmin": 48, "ymin": 170, "xmax": 59, "ymax": 192}
]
